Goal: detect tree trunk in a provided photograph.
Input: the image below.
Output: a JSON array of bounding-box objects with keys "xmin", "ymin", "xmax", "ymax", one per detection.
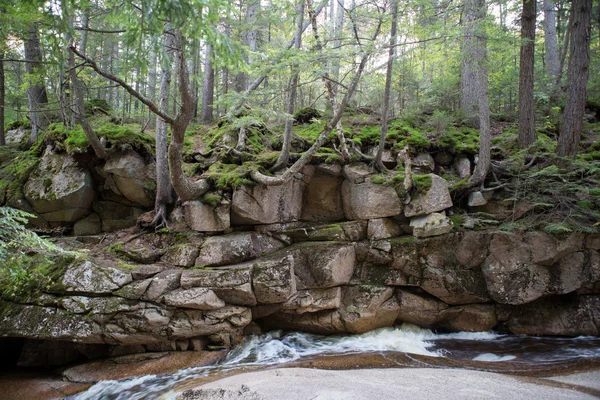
[
  {"xmin": 460, "ymin": 0, "xmax": 481, "ymax": 127},
  {"xmin": 80, "ymin": 11, "xmax": 89, "ymax": 54},
  {"xmin": 331, "ymin": 0, "xmax": 345, "ymax": 94},
  {"xmin": 557, "ymin": 0, "xmax": 592, "ymax": 157},
  {"xmin": 154, "ymin": 25, "xmax": 176, "ymax": 227},
  {"xmin": 543, "ymin": 0, "xmax": 560, "ymax": 82},
  {"xmin": 375, "ymin": 0, "xmax": 398, "ymax": 171},
  {"xmin": 147, "ymin": 47, "xmax": 158, "ymax": 129},
  {"xmin": 518, "ymin": 0, "xmax": 537, "ymax": 148},
  {"xmin": 24, "ymin": 24, "xmax": 49, "ymax": 146},
  {"xmin": 200, "ymin": 43, "xmax": 214, "ymax": 123},
  {"xmin": 468, "ymin": 0, "xmax": 490, "ymax": 186},
  {"xmin": 272, "ymin": 0, "xmax": 305, "ymax": 171},
  {"xmin": 63, "ymin": 2, "xmax": 107, "ymax": 160}
]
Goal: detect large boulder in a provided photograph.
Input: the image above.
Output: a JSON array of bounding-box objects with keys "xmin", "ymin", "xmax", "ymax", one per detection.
[
  {"xmin": 5, "ymin": 127, "xmax": 28, "ymax": 147},
  {"xmin": 404, "ymin": 174, "xmax": 452, "ymax": 217},
  {"xmin": 396, "ymin": 289, "xmax": 449, "ymax": 328},
  {"xmin": 341, "ymin": 180, "xmax": 402, "ymax": 220},
  {"xmin": 0, "ymin": 302, "xmax": 104, "ymax": 343},
  {"xmin": 506, "ymin": 295, "xmax": 600, "ymax": 336},
  {"xmin": 231, "ymin": 179, "xmax": 305, "ymax": 225},
  {"xmin": 168, "ymin": 306, "xmax": 252, "ymax": 338},
  {"xmin": 301, "ymin": 170, "xmax": 345, "ymax": 221},
  {"xmin": 163, "ymin": 288, "xmax": 225, "ymax": 310},
  {"xmin": 436, "ymin": 304, "xmax": 497, "ymax": 332},
  {"xmin": 251, "ymin": 256, "xmax": 297, "ymax": 304},
  {"xmin": 282, "ymin": 287, "xmax": 342, "ymax": 314},
  {"xmin": 24, "ymin": 148, "xmax": 95, "ymax": 223},
  {"xmin": 184, "ymin": 200, "xmax": 230, "ymax": 232},
  {"xmin": 181, "ymin": 267, "xmax": 257, "ymax": 306},
  {"xmin": 103, "ymin": 151, "xmax": 155, "ymax": 208},
  {"xmin": 368, "ymin": 218, "xmax": 402, "ymax": 240},
  {"xmin": 61, "ymin": 261, "xmax": 132, "ymax": 294},
  {"xmin": 73, "ymin": 213, "xmax": 102, "ymax": 236},
  {"xmin": 284, "ymin": 242, "xmax": 356, "ymax": 289},
  {"xmin": 338, "ymin": 286, "xmax": 400, "ymax": 333},
  {"xmin": 481, "ymin": 233, "xmax": 588, "ymax": 305},
  {"xmin": 195, "ymin": 232, "xmax": 285, "ymax": 267}
]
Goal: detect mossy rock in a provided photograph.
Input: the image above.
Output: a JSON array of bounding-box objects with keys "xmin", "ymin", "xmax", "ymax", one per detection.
[{"xmin": 294, "ymin": 107, "xmax": 322, "ymax": 124}]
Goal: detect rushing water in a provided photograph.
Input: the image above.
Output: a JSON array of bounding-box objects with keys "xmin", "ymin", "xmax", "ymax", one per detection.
[{"xmin": 68, "ymin": 324, "xmax": 600, "ymax": 400}]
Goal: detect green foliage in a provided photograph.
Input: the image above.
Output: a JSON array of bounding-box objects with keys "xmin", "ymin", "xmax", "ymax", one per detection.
[
  {"xmin": 294, "ymin": 121, "xmax": 333, "ymax": 143},
  {"xmin": 428, "ymin": 110, "xmax": 453, "ymax": 136},
  {"xmin": 0, "ymin": 207, "xmax": 79, "ymax": 300},
  {"xmin": 7, "ymin": 120, "xmax": 32, "ymax": 130},
  {"xmin": 350, "ymin": 125, "xmax": 381, "ymax": 147},
  {"xmin": 0, "ymin": 148, "xmax": 40, "ymax": 204}
]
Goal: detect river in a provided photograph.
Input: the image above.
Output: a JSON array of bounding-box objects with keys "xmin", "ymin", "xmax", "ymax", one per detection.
[{"xmin": 67, "ymin": 324, "xmax": 600, "ymax": 400}]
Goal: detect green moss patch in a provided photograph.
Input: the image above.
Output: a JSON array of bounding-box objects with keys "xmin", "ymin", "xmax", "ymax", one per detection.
[{"xmin": 0, "ymin": 147, "xmax": 40, "ymax": 204}]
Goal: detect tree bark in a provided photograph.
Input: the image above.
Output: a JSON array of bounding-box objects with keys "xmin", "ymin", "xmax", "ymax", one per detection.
[
  {"xmin": 543, "ymin": 0, "xmax": 560, "ymax": 81},
  {"xmin": 272, "ymin": 0, "xmax": 305, "ymax": 171},
  {"xmin": 147, "ymin": 47, "xmax": 158, "ymax": 129},
  {"xmin": 518, "ymin": 0, "xmax": 537, "ymax": 148},
  {"xmin": 468, "ymin": 0, "xmax": 490, "ymax": 186},
  {"xmin": 460, "ymin": 0, "xmax": 481, "ymax": 127},
  {"xmin": 331, "ymin": 0, "xmax": 345, "ymax": 94},
  {"xmin": 153, "ymin": 25, "xmax": 175, "ymax": 227},
  {"xmin": 375, "ymin": 0, "xmax": 398, "ymax": 171},
  {"xmin": 557, "ymin": 0, "xmax": 592, "ymax": 157},
  {"xmin": 200, "ymin": 43, "xmax": 214, "ymax": 123},
  {"xmin": 24, "ymin": 24, "xmax": 49, "ymax": 147}
]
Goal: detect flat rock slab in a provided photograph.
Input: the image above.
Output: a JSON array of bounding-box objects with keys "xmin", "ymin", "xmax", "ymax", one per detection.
[
  {"xmin": 184, "ymin": 368, "xmax": 597, "ymax": 400},
  {"xmin": 62, "ymin": 351, "xmax": 225, "ymax": 383}
]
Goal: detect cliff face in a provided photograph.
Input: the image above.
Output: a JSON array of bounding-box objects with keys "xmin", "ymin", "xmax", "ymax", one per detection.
[
  {"xmin": 1, "ymin": 227, "xmax": 598, "ymax": 366},
  {"xmin": 1, "ymin": 143, "xmax": 599, "ymax": 367}
]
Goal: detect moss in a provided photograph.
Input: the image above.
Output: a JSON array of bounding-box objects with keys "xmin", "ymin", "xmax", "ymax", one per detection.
[
  {"xmin": 413, "ymin": 174, "xmax": 432, "ymax": 193},
  {"xmin": 370, "ymin": 174, "xmax": 388, "ymax": 185},
  {"xmin": 351, "ymin": 125, "xmax": 381, "ymax": 147},
  {"xmin": 389, "ymin": 236, "xmax": 415, "ymax": 245},
  {"xmin": 84, "ymin": 99, "xmax": 112, "ymax": 116},
  {"xmin": 107, "ymin": 242, "xmax": 125, "ymax": 256},
  {"xmin": 7, "ymin": 120, "xmax": 32, "ymax": 130},
  {"xmin": 204, "ymin": 162, "xmax": 256, "ymax": 190},
  {"xmin": 294, "ymin": 107, "xmax": 322, "ymax": 124},
  {"xmin": 38, "ymin": 122, "xmax": 156, "ymax": 156},
  {"xmin": 436, "ymin": 126, "xmax": 479, "ymax": 155},
  {"xmin": 449, "ymin": 178, "xmax": 469, "ymax": 191},
  {"xmin": 202, "ymin": 193, "xmax": 223, "ymax": 207},
  {"xmin": 294, "ymin": 121, "xmax": 332, "ymax": 143},
  {"xmin": 0, "ymin": 147, "xmax": 40, "ymax": 203}
]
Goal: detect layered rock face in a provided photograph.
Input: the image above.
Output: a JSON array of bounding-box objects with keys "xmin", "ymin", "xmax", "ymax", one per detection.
[
  {"xmin": 4, "ymin": 158, "xmax": 600, "ymax": 366},
  {"xmin": 2, "ymin": 228, "xmax": 599, "ymax": 367}
]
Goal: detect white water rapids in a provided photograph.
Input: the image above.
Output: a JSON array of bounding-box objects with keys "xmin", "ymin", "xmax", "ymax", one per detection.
[{"xmin": 67, "ymin": 324, "xmax": 600, "ymax": 400}]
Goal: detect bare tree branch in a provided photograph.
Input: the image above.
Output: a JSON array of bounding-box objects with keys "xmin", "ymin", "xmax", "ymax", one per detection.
[{"xmin": 69, "ymin": 45, "xmax": 175, "ymax": 125}]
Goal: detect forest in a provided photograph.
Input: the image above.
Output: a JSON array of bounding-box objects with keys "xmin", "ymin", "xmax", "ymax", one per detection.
[{"xmin": 0, "ymin": 0, "xmax": 599, "ymax": 232}]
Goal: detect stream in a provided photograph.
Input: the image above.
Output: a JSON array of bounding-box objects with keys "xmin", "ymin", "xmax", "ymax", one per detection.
[{"xmin": 68, "ymin": 324, "xmax": 600, "ymax": 400}]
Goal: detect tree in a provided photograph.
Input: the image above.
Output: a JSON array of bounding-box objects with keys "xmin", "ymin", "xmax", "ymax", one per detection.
[
  {"xmin": 466, "ymin": 0, "xmax": 490, "ymax": 186},
  {"xmin": 460, "ymin": 0, "xmax": 480, "ymax": 127},
  {"xmin": 272, "ymin": 0, "xmax": 305, "ymax": 171},
  {"xmin": 557, "ymin": 0, "xmax": 592, "ymax": 157},
  {"xmin": 153, "ymin": 26, "xmax": 176, "ymax": 227},
  {"xmin": 543, "ymin": 0, "xmax": 560, "ymax": 82},
  {"xmin": 200, "ymin": 43, "xmax": 215, "ymax": 123},
  {"xmin": 375, "ymin": 0, "xmax": 398, "ymax": 171},
  {"xmin": 0, "ymin": 39, "xmax": 5, "ymax": 147},
  {"xmin": 24, "ymin": 23, "xmax": 49, "ymax": 147},
  {"xmin": 518, "ymin": 0, "xmax": 537, "ymax": 148}
]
